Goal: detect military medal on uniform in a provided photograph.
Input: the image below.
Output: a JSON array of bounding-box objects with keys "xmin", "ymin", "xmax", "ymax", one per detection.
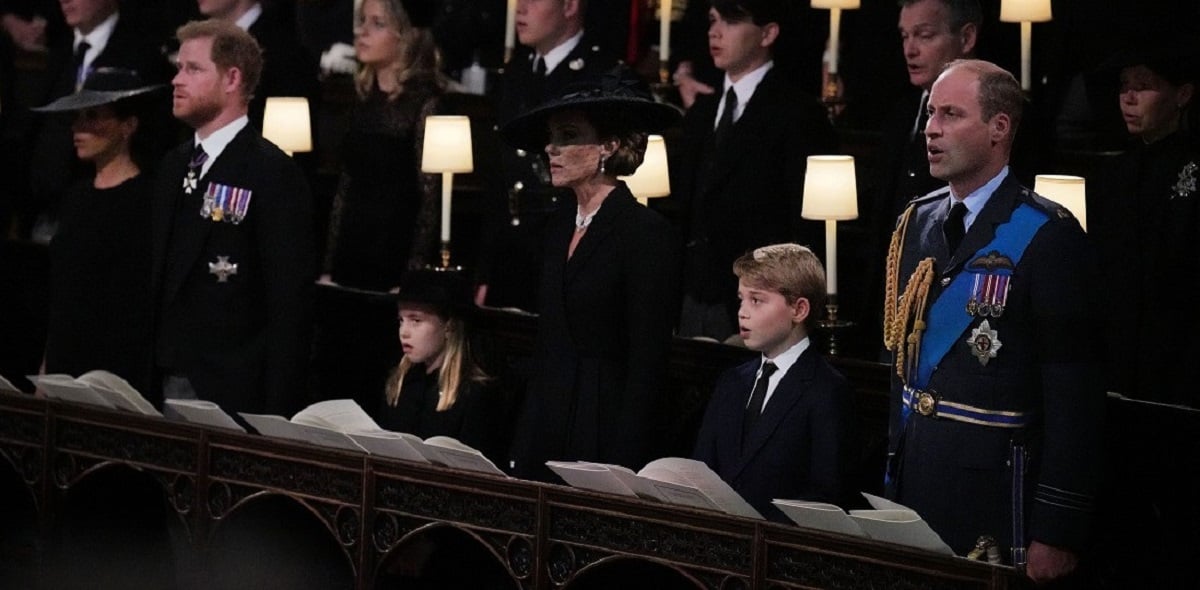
[
  {"xmin": 200, "ymin": 182, "xmax": 253, "ymax": 224},
  {"xmin": 965, "ymin": 251, "xmax": 1014, "ymax": 318},
  {"xmin": 183, "ymin": 144, "xmax": 208, "ymax": 194},
  {"xmin": 208, "ymin": 256, "xmax": 238, "ymax": 283}
]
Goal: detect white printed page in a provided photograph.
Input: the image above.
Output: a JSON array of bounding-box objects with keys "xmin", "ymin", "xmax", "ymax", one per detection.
[
  {"xmin": 772, "ymin": 500, "xmax": 865, "ymax": 537},
  {"xmin": 291, "ymin": 399, "xmax": 381, "ymax": 432},
  {"xmin": 163, "ymin": 399, "xmax": 245, "ymax": 432},
  {"xmin": 640, "ymin": 458, "xmax": 763, "ymax": 520},
  {"xmin": 29, "ymin": 374, "xmax": 115, "ymax": 409},
  {"xmin": 848, "ymin": 509, "xmax": 956, "ymax": 555}
]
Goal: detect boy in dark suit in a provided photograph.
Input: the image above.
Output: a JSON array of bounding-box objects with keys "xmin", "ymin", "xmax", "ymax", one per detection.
[
  {"xmin": 674, "ymin": 0, "xmax": 836, "ymax": 341},
  {"xmin": 693, "ymin": 244, "xmax": 854, "ymax": 522}
]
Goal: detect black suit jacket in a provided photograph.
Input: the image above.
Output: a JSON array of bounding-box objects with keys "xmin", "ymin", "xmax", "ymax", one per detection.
[
  {"xmin": 510, "ymin": 185, "xmax": 681, "ymax": 480},
  {"xmin": 674, "ymin": 66, "xmax": 837, "ymax": 305},
  {"xmin": 887, "ymin": 174, "xmax": 1104, "ymax": 557},
  {"xmin": 694, "ymin": 347, "xmax": 854, "ymax": 522},
  {"xmin": 152, "ymin": 125, "xmax": 315, "ymax": 415}
]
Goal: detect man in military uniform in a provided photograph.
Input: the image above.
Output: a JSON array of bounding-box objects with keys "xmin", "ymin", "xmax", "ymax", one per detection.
[
  {"xmin": 476, "ymin": 0, "xmax": 617, "ymax": 311},
  {"xmin": 883, "ymin": 59, "xmax": 1103, "ymax": 585}
]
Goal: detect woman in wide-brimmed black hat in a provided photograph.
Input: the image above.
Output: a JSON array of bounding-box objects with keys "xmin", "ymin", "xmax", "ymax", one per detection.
[
  {"xmin": 502, "ymin": 67, "xmax": 684, "ymax": 481},
  {"xmin": 33, "ymin": 67, "xmax": 165, "ymax": 396}
]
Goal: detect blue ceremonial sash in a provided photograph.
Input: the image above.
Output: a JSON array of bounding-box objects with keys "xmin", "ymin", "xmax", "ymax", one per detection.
[{"xmin": 914, "ymin": 203, "xmax": 1049, "ymax": 389}]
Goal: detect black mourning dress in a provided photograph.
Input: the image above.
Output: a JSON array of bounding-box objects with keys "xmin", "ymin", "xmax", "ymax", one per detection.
[
  {"xmin": 377, "ymin": 364, "xmax": 507, "ymax": 466},
  {"xmin": 45, "ymin": 174, "xmax": 154, "ymax": 394},
  {"xmin": 1091, "ymin": 132, "xmax": 1200, "ymax": 407},
  {"xmin": 323, "ymin": 79, "xmax": 441, "ymax": 290}
]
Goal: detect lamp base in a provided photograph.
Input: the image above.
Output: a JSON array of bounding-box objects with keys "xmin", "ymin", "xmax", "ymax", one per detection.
[
  {"xmin": 822, "ymin": 71, "xmax": 846, "ymax": 122},
  {"xmin": 433, "ymin": 241, "xmax": 462, "ymax": 272},
  {"xmin": 817, "ymin": 298, "xmax": 855, "ymax": 356}
]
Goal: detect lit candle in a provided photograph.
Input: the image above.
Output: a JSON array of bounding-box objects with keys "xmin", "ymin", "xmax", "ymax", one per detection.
[
  {"xmin": 659, "ymin": 0, "xmax": 672, "ymax": 66},
  {"xmin": 441, "ymin": 173, "xmax": 452, "ymax": 242},
  {"xmin": 505, "ymin": 0, "xmax": 517, "ymax": 60},
  {"xmin": 825, "ymin": 220, "xmax": 838, "ymax": 295},
  {"xmin": 828, "ymin": 8, "xmax": 842, "ymax": 75},
  {"xmin": 1019, "ymin": 21, "xmax": 1032, "ymax": 90}
]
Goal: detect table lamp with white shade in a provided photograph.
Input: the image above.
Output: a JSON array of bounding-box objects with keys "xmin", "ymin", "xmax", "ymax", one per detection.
[
  {"xmin": 619, "ymin": 135, "xmax": 670, "ymax": 205},
  {"xmin": 801, "ymin": 155, "xmax": 859, "ymax": 354},
  {"xmin": 1034, "ymin": 174, "xmax": 1087, "ymax": 232},
  {"xmin": 262, "ymin": 97, "xmax": 312, "ymax": 157},
  {"xmin": 421, "ymin": 115, "xmax": 474, "ymax": 269},
  {"xmin": 999, "ymin": 0, "xmax": 1052, "ymax": 91}
]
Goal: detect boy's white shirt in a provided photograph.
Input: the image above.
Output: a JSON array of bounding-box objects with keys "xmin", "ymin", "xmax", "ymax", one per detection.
[{"xmin": 753, "ymin": 335, "xmax": 809, "ymax": 411}]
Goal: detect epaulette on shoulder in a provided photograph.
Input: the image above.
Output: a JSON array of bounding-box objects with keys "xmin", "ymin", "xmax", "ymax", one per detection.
[
  {"xmin": 906, "ymin": 187, "xmax": 951, "ymax": 212},
  {"xmin": 1023, "ymin": 187, "xmax": 1076, "ymax": 222}
]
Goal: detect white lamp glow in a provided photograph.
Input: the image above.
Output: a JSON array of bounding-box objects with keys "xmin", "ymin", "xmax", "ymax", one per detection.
[
  {"xmin": 811, "ymin": 0, "xmax": 860, "ymax": 75},
  {"xmin": 801, "ymin": 155, "xmax": 858, "ymax": 297},
  {"xmin": 1034, "ymin": 174, "xmax": 1087, "ymax": 232},
  {"xmin": 262, "ymin": 97, "xmax": 312, "ymax": 156},
  {"xmin": 620, "ymin": 135, "xmax": 670, "ymax": 205},
  {"xmin": 999, "ymin": 0, "xmax": 1052, "ymax": 91},
  {"xmin": 504, "ymin": 0, "xmax": 517, "ymax": 62},
  {"xmin": 659, "ymin": 0, "xmax": 673, "ymax": 83},
  {"xmin": 421, "ymin": 115, "xmax": 474, "ymax": 268}
]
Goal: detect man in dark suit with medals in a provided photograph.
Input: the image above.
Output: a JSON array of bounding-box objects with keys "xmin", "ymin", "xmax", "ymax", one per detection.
[
  {"xmin": 883, "ymin": 59, "xmax": 1103, "ymax": 584},
  {"xmin": 673, "ymin": 0, "xmax": 837, "ymax": 341},
  {"xmin": 153, "ymin": 19, "xmax": 314, "ymax": 415},
  {"xmin": 476, "ymin": 0, "xmax": 618, "ymax": 311}
]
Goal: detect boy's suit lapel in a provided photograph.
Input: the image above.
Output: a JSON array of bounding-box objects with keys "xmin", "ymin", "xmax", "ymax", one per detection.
[{"xmin": 729, "ymin": 349, "xmax": 817, "ymax": 480}]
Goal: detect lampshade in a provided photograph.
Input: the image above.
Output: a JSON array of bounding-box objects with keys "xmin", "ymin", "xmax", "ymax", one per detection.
[
  {"xmin": 801, "ymin": 156, "xmax": 859, "ymax": 220},
  {"xmin": 262, "ymin": 97, "xmax": 312, "ymax": 155},
  {"xmin": 1000, "ymin": 0, "xmax": 1052, "ymax": 22},
  {"xmin": 1034, "ymin": 174, "xmax": 1087, "ymax": 231},
  {"xmin": 421, "ymin": 116, "xmax": 474, "ymax": 173},
  {"xmin": 620, "ymin": 135, "xmax": 670, "ymax": 200},
  {"xmin": 811, "ymin": 0, "xmax": 860, "ymax": 8}
]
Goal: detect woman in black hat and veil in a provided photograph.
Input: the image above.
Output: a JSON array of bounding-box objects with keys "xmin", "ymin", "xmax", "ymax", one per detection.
[
  {"xmin": 33, "ymin": 67, "xmax": 164, "ymax": 396},
  {"xmin": 503, "ymin": 68, "xmax": 683, "ymax": 480}
]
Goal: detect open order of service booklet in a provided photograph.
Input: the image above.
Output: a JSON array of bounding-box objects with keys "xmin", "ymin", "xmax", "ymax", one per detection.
[
  {"xmin": 546, "ymin": 457, "xmax": 762, "ymax": 519},
  {"xmin": 28, "ymin": 371, "xmax": 161, "ymax": 416},
  {"xmin": 771, "ymin": 492, "xmax": 954, "ymax": 556},
  {"xmin": 238, "ymin": 399, "xmax": 507, "ymax": 476},
  {"xmin": 0, "ymin": 374, "xmax": 22, "ymax": 394}
]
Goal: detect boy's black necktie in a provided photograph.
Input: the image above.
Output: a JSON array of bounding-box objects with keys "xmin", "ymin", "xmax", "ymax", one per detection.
[
  {"xmin": 714, "ymin": 87, "xmax": 738, "ymax": 147},
  {"xmin": 742, "ymin": 361, "xmax": 777, "ymax": 445}
]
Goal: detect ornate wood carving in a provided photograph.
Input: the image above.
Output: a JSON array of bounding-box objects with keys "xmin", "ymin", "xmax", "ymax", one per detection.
[
  {"xmin": 548, "ymin": 506, "xmax": 753, "ymax": 573},
  {"xmin": 54, "ymin": 420, "xmax": 196, "ymax": 473},
  {"xmin": 209, "ymin": 447, "xmax": 361, "ymax": 505},
  {"xmin": 767, "ymin": 545, "xmax": 986, "ymax": 590},
  {"xmin": 375, "ymin": 477, "xmax": 536, "ymax": 532}
]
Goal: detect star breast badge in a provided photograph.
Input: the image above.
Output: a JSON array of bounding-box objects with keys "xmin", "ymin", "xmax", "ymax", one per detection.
[
  {"xmin": 1172, "ymin": 161, "xmax": 1197, "ymax": 200},
  {"xmin": 967, "ymin": 319, "xmax": 1002, "ymax": 366}
]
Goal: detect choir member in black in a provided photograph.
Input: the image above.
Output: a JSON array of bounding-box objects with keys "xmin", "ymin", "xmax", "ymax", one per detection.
[
  {"xmin": 35, "ymin": 68, "xmax": 163, "ymax": 395},
  {"xmin": 1090, "ymin": 44, "xmax": 1199, "ymax": 408},
  {"xmin": 321, "ymin": 0, "xmax": 443, "ymax": 289},
  {"xmin": 502, "ymin": 68, "xmax": 682, "ymax": 481},
  {"xmin": 377, "ymin": 269, "xmax": 507, "ymax": 465}
]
